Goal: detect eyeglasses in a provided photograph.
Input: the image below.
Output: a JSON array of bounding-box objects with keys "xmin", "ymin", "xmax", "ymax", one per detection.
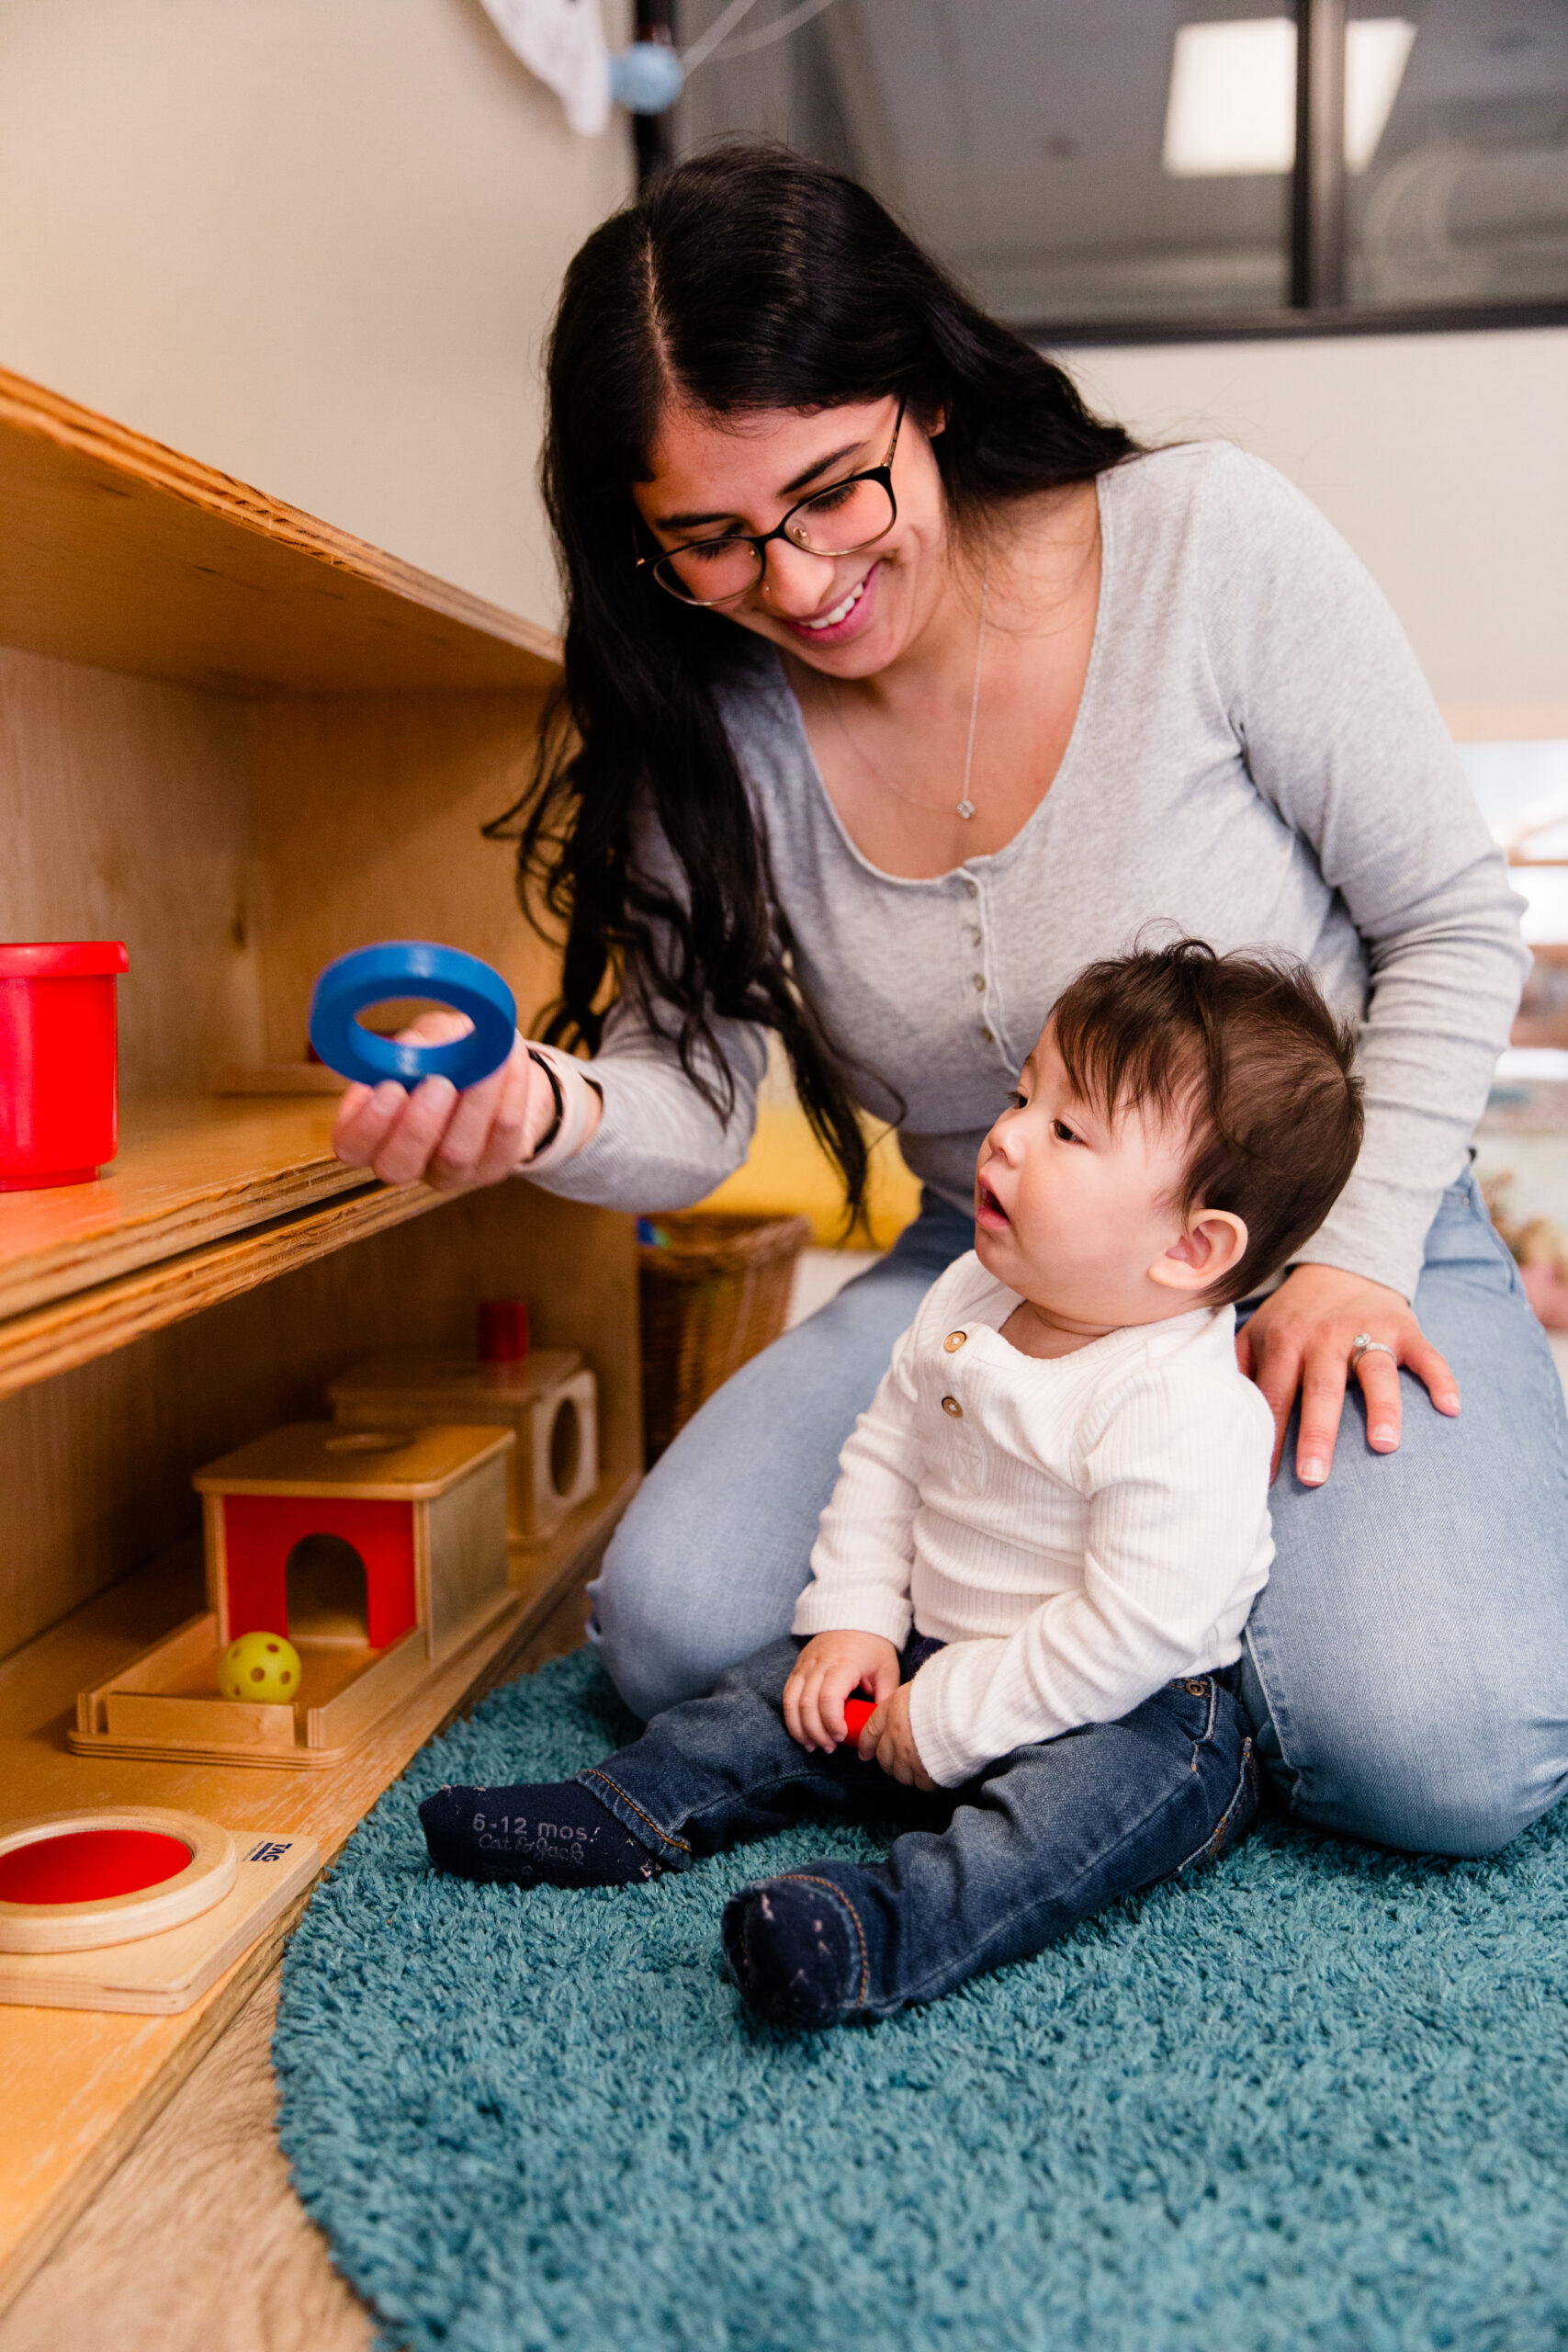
[{"xmin": 637, "ymin": 396, "xmax": 906, "ymax": 608}]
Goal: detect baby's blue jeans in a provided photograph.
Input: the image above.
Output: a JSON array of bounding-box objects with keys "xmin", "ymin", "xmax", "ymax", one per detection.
[
  {"xmin": 579, "ymin": 1633, "xmax": 1258, "ymax": 2021},
  {"xmin": 592, "ymin": 1170, "xmax": 1568, "ymax": 1858}
]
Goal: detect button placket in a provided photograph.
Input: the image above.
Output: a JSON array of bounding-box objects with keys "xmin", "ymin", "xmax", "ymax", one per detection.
[
  {"xmin": 933, "ymin": 1349, "xmax": 981, "ymax": 1483},
  {"xmin": 966, "ymin": 874, "xmax": 1018, "ymax": 1064},
  {"xmin": 960, "ymin": 871, "xmax": 999, "ymax": 1051}
]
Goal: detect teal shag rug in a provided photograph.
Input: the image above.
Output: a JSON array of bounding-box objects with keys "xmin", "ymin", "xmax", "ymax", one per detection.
[{"xmin": 274, "ymin": 1650, "xmax": 1568, "ymax": 2352}]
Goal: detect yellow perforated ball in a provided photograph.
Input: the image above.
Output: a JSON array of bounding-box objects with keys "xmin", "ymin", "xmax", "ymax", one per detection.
[{"xmin": 220, "ymin": 1630, "xmax": 301, "ymax": 1704}]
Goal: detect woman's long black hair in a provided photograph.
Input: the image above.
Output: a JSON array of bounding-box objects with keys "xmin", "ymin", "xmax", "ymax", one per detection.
[{"xmin": 491, "ymin": 143, "xmax": 1138, "ymax": 1221}]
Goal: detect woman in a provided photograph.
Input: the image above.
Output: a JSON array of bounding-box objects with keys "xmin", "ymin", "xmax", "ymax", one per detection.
[{"xmin": 336, "ymin": 147, "xmax": 1568, "ymax": 1858}]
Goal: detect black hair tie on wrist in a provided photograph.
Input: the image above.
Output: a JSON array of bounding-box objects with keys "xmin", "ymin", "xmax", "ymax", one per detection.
[{"xmin": 525, "ymin": 1047, "xmax": 566, "ymax": 1159}]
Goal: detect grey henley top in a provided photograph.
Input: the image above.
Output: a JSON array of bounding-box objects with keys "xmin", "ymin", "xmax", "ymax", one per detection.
[{"xmin": 529, "ymin": 441, "xmax": 1527, "ymax": 1302}]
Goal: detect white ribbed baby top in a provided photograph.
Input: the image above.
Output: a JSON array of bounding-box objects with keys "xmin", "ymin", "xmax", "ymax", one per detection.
[{"xmin": 792, "ymin": 1251, "xmax": 1275, "ymax": 1788}]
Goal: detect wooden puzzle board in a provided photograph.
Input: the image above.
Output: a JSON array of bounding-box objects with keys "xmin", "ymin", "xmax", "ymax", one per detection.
[{"xmin": 0, "ymin": 1833, "xmax": 319, "ymax": 2014}]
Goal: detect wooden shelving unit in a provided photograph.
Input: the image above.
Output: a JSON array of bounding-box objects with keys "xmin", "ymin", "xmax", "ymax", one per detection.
[{"xmin": 0, "ymin": 367, "xmax": 643, "ymax": 2306}]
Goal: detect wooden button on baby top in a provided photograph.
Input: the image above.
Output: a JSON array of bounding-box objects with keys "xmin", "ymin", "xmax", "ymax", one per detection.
[
  {"xmin": 943, "ymin": 1330, "xmax": 967, "ymax": 1352},
  {"xmin": 942, "ymin": 1396, "xmax": 964, "ymax": 1418}
]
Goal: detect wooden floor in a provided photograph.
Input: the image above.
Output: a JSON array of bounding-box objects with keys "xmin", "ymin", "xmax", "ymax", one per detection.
[{"xmin": 0, "ymin": 1581, "xmax": 592, "ymax": 2352}]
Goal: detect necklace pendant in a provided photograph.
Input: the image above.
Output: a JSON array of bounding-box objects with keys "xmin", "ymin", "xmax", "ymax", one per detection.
[{"xmin": 956, "ymin": 797, "xmax": 976, "ymax": 821}]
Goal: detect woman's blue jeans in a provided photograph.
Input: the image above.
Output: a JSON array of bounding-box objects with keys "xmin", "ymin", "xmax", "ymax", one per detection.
[{"xmin": 591, "ymin": 1171, "xmax": 1568, "ymax": 1859}]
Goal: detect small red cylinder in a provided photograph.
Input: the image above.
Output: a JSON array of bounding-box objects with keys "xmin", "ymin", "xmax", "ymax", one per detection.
[
  {"xmin": 0, "ymin": 942, "xmax": 129, "ymax": 1192},
  {"xmin": 477, "ymin": 1297, "xmax": 530, "ymax": 1363}
]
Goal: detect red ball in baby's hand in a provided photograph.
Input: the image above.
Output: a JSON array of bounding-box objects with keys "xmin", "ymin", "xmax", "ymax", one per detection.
[{"xmin": 843, "ymin": 1691, "xmax": 876, "ymax": 1743}]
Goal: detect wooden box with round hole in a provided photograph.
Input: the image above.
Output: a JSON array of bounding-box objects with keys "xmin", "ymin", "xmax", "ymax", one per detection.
[
  {"xmin": 0, "ymin": 1809, "xmax": 320, "ymax": 2012},
  {"xmin": 0, "ymin": 1810, "xmax": 235, "ymax": 1954},
  {"xmin": 69, "ymin": 1423, "xmax": 515, "ymax": 1769},
  {"xmin": 327, "ymin": 1347, "xmax": 599, "ymax": 1543}
]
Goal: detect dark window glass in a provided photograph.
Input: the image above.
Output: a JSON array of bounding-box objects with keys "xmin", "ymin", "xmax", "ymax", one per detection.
[
  {"xmin": 671, "ymin": 0, "xmax": 1568, "ymax": 332},
  {"xmin": 673, "ymin": 0, "xmax": 1294, "ymax": 329},
  {"xmin": 1347, "ymin": 0, "xmax": 1568, "ymax": 310}
]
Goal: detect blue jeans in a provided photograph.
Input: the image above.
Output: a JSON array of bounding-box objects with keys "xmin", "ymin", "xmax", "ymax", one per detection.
[
  {"xmin": 592, "ymin": 1171, "xmax": 1568, "ymax": 1858},
  {"xmin": 576, "ymin": 1634, "xmax": 1258, "ymax": 2021}
]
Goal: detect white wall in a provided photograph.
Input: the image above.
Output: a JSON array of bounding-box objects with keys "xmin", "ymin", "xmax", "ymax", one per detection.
[
  {"xmin": 2, "ymin": 9, "xmax": 1559, "ymax": 690},
  {"xmin": 1061, "ymin": 328, "xmax": 1568, "ymax": 728},
  {"xmin": 0, "ymin": 0, "xmax": 634, "ymax": 626}
]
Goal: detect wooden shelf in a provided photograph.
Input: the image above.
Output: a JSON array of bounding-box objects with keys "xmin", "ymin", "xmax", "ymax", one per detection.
[
  {"xmin": 0, "ymin": 1100, "xmax": 445, "ymax": 1403},
  {"xmin": 0, "ymin": 1467, "xmax": 637, "ymax": 2309},
  {"xmin": 0, "ymin": 369, "xmax": 646, "ymax": 2318},
  {"xmin": 0, "ymin": 1098, "xmax": 376, "ymax": 1317},
  {"xmin": 0, "ymin": 366, "xmax": 560, "ymax": 695}
]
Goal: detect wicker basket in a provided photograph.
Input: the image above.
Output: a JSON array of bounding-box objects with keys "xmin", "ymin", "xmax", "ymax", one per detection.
[{"xmin": 637, "ymin": 1210, "xmax": 813, "ymax": 1462}]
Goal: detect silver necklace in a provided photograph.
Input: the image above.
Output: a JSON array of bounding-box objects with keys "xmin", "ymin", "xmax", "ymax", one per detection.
[{"xmin": 831, "ymin": 560, "xmax": 989, "ymax": 820}]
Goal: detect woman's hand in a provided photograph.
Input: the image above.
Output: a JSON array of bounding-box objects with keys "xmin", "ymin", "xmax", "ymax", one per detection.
[
  {"xmin": 1235, "ymin": 1262, "xmax": 1460, "ymax": 1487},
  {"xmin": 859, "ymin": 1679, "xmax": 938, "ymax": 1791},
  {"xmin": 331, "ymin": 1012, "xmax": 562, "ymax": 1194},
  {"xmin": 783, "ymin": 1630, "xmax": 899, "ymax": 1752}
]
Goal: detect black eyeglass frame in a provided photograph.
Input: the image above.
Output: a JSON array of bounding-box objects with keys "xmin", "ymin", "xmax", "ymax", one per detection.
[{"xmin": 635, "ymin": 395, "xmax": 908, "ymax": 608}]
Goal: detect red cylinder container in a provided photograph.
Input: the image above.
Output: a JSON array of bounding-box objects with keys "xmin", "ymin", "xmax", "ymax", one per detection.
[
  {"xmin": 477, "ymin": 1297, "xmax": 529, "ymax": 1363},
  {"xmin": 0, "ymin": 942, "xmax": 130, "ymax": 1192}
]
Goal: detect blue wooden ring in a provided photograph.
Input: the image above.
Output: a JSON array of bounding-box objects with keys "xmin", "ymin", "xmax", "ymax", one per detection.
[{"xmin": 308, "ymin": 942, "xmax": 517, "ymax": 1090}]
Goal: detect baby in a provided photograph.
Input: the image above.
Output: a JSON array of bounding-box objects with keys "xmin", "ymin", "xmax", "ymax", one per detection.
[{"xmin": 422, "ymin": 941, "xmax": 1363, "ymax": 2029}]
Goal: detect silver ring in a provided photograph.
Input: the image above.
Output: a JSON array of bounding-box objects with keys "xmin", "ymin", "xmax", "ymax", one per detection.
[{"xmin": 1349, "ymin": 1332, "xmax": 1397, "ymax": 1369}]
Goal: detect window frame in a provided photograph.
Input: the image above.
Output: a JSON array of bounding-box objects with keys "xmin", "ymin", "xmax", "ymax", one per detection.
[
  {"xmin": 1054, "ymin": 0, "xmax": 1568, "ymax": 345},
  {"xmin": 649, "ymin": 0, "xmax": 1568, "ymax": 345}
]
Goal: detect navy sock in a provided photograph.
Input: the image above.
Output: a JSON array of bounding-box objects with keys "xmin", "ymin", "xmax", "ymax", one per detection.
[
  {"xmin": 720, "ymin": 1875, "xmax": 859, "ymax": 2030},
  {"xmin": 419, "ymin": 1779, "xmax": 660, "ymax": 1889}
]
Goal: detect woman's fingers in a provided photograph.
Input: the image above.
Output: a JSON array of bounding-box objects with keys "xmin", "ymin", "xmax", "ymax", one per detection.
[
  {"xmin": 335, "ymin": 1078, "xmax": 457, "ymax": 1186},
  {"xmin": 1239, "ymin": 1265, "xmax": 1456, "ymax": 1487},
  {"xmin": 472, "ymin": 1052, "xmax": 536, "ymax": 1185},
  {"xmin": 424, "ymin": 1056, "xmax": 520, "ymax": 1193},
  {"xmin": 367, "ymin": 1076, "xmax": 460, "ymax": 1187},
  {"xmin": 363, "ymin": 1012, "xmax": 473, "ymax": 1181},
  {"xmin": 1405, "ymin": 1332, "xmax": 1461, "ymax": 1417},
  {"xmin": 331, "ymin": 1080, "xmax": 400, "ymax": 1169},
  {"xmin": 1353, "ymin": 1346, "xmax": 1404, "ymax": 1453},
  {"xmin": 331, "ymin": 1035, "xmax": 552, "ymax": 1195},
  {"xmin": 1249, "ymin": 1329, "xmax": 1304, "ymax": 1482},
  {"xmin": 858, "ymin": 1699, "xmax": 887, "ymax": 1760},
  {"xmin": 1293, "ymin": 1348, "xmax": 1349, "ymax": 1487}
]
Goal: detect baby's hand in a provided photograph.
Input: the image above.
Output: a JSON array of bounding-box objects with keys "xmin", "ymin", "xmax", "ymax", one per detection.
[
  {"xmin": 860, "ymin": 1681, "xmax": 937, "ymax": 1792},
  {"xmin": 783, "ymin": 1631, "xmax": 899, "ymax": 1753}
]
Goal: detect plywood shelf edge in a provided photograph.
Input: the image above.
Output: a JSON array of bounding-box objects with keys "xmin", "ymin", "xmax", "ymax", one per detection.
[
  {"xmin": 0, "ymin": 365, "xmax": 561, "ymax": 666},
  {"xmin": 0, "ymin": 1180, "xmax": 445, "ymax": 1403},
  {"xmin": 0, "ymin": 363, "xmax": 563, "ymax": 693},
  {"xmin": 0, "ymin": 1100, "xmax": 390, "ymax": 1325}
]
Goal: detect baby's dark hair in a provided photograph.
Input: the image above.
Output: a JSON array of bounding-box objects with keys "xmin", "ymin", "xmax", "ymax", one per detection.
[{"xmin": 1050, "ymin": 938, "xmax": 1364, "ymax": 1306}]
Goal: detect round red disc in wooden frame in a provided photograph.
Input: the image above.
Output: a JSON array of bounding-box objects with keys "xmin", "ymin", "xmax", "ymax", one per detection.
[
  {"xmin": 0, "ymin": 1828, "xmax": 194, "ymax": 1905},
  {"xmin": 0, "ymin": 1811, "xmax": 237, "ymax": 1953}
]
